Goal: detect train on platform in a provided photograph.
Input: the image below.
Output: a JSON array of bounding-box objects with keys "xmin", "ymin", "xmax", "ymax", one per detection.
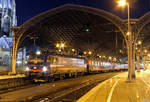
[{"xmin": 25, "ymin": 51, "xmax": 128, "ymax": 82}]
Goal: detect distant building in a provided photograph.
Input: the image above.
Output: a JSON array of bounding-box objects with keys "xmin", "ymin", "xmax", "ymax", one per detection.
[
  {"xmin": 0, "ymin": 35, "xmax": 12, "ymax": 49},
  {"xmin": 0, "ymin": 0, "xmax": 17, "ymax": 37},
  {"xmin": 0, "ymin": 0, "xmax": 17, "ymax": 56},
  {"xmin": 0, "ymin": 35, "xmax": 12, "ymax": 65},
  {"xmin": 0, "ymin": 0, "xmax": 18, "ymax": 68}
]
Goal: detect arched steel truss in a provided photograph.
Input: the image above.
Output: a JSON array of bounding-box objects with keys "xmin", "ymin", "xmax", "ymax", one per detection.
[{"xmin": 12, "ymin": 4, "xmax": 150, "ymax": 76}]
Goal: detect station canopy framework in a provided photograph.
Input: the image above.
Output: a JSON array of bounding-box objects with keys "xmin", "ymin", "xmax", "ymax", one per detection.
[
  {"xmin": 138, "ymin": 20, "xmax": 150, "ymax": 50},
  {"xmin": 17, "ymin": 4, "xmax": 131, "ymax": 59}
]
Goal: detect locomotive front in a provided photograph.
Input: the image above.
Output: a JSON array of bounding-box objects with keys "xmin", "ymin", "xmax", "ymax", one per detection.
[{"xmin": 25, "ymin": 51, "xmax": 50, "ymax": 82}]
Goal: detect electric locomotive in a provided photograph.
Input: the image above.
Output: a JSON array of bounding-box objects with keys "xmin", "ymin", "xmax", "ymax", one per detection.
[
  {"xmin": 25, "ymin": 51, "xmax": 87, "ymax": 82},
  {"xmin": 25, "ymin": 50, "xmax": 128, "ymax": 82}
]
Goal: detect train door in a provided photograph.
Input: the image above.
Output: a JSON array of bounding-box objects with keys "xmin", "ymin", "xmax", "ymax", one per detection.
[
  {"xmin": 46, "ymin": 56, "xmax": 53, "ymax": 73},
  {"xmin": 86, "ymin": 60, "xmax": 90, "ymax": 74}
]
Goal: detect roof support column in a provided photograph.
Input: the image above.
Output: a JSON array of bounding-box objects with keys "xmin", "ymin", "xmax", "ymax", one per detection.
[
  {"xmin": 142, "ymin": 55, "xmax": 146, "ymax": 71},
  {"xmin": 11, "ymin": 27, "xmax": 21, "ymax": 75},
  {"xmin": 126, "ymin": 3, "xmax": 136, "ymax": 81},
  {"xmin": 136, "ymin": 55, "xmax": 140, "ymax": 72},
  {"xmin": 127, "ymin": 38, "xmax": 136, "ymax": 80},
  {"xmin": 132, "ymin": 44, "xmax": 136, "ymax": 77}
]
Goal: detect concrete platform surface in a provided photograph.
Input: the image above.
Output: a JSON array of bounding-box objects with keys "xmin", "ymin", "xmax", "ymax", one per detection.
[
  {"xmin": 77, "ymin": 70, "xmax": 150, "ymax": 102},
  {"xmin": 0, "ymin": 74, "xmax": 25, "ymax": 80}
]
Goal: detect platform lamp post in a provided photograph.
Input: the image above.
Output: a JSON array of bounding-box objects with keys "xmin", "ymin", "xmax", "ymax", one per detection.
[
  {"xmin": 56, "ymin": 43, "xmax": 65, "ymax": 54},
  {"xmin": 136, "ymin": 40, "xmax": 142, "ymax": 72},
  {"xmin": 117, "ymin": 0, "xmax": 135, "ymax": 81},
  {"xmin": 30, "ymin": 36, "xmax": 39, "ymax": 47}
]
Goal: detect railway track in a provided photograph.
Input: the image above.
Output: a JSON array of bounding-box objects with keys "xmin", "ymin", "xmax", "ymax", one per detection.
[
  {"xmin": 38, "ymin": 78, "xmax": 107, "ymax": 102},
  {"xmin": 0, "ymin": 72, "xmax": 122, "ymax": 102},
  {"xmin": 32, "ymin": 72, "xmax": 120, "ymax": 102}
]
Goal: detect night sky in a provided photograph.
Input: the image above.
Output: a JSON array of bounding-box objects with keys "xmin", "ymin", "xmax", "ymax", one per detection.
[{"xmin": 16, "ymin": 0, "xmax": 150, "ymax": 26}]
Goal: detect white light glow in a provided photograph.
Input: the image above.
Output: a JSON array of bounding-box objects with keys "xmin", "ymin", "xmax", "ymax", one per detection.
[
  {"xmin": 138, "ymin": 41, "xmax": 142, "ymax": 45},
  {"xmin": 72, "ymin": 49, "xmax": 75, "ymax": 52},
  {"xmin": 61, "ymin": 43, "xmax": 65, "ymax": 48},
  {"xmin": 126, "ymin": 32, "xmax": 130, "ymax": 36},
  {"xmin": 56, "ymin": 44, "xmax": 60, "ymax": 47},
  {"xmin": 43, "ymin": 66, "xmax": 47, "ymax": 72},
  {"xmin": 88, "ymin": 51, "xmax": 92, "ymax": 55},
  {"xmin": 117, "ymin": 0, "xmax": 127, "ymax": 7},
  {"xmin": 84, "ymin": 52, "xmax": 87, "ymax": 54},
  {"xmin": 145, "ymin": 69, "xmax": 150, "ymax": 72},
  {"xmin": 16, "ymin": 61, "xmax": 21, "ymax": 64},
  {"xmin": 36, "ymin": 50, "xmax": 41, "ymax": 55},
  {"xmin": 26, "ymin": 67, "xmax": 29, "ymax": 71}
]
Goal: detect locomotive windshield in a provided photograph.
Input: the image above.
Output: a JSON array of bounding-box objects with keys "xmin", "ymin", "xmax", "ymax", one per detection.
[
  {"xmin": 29, "ymin": 54, "xmax": 44, "ymax": 60},
  {"xmin": 28, "ymin": 51, "xmax": 45, "ymax": 65}
]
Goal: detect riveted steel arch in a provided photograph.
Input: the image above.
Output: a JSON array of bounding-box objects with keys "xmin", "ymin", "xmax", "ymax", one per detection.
[
  {"xmin": 137, "ymin": 11, "xmax": 150, "ymax": 38},
  {"xmin": 11, "ymin": 4, "xmax": 128, "ymax": 74},
  {"xmin": 20, "ymin": 4, "xmax": 127, "ymax": 40}
]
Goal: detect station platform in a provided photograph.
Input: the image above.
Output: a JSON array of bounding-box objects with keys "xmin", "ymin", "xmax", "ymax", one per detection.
[
  {"xmin": 0, "ymin": 74, "xmax": 25, "ymax": 80},
  {"xmin": 77, "ymin": 70, "xmax": 150, "ymax": 102}
]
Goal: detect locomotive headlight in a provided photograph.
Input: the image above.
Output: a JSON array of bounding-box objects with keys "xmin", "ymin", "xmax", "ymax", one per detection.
[
  {"xmin": 43, "ymin": 66, "xmax": 47, "ymax": 72},
  {"xmin": 26, "ymin": 67, "xmax": 30, "ymax": 71}
]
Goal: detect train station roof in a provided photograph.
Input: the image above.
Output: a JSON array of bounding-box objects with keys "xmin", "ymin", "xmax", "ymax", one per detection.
[{"xmin": 17, "ymin": 4, "xmax": 132, "ymax": 59}]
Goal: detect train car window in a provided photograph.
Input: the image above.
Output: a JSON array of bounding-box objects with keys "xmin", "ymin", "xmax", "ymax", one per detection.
[
  {"xmin": 37, "ymin": 55, "xmax": 44, "ymax": 59},
  {"xmin": 29, "ymin": 54, "xmax": 35, "ymax": 60},
  {"xmin": 27, "ymin": 61, "xmax": 34, "ymax": 65},
  {"xmin": 48, "ymin": 56, "xmax": 51, "ymax": 61},
  {"xmin": 46, "ymin": 56, "xmax": 58, "ymax": 64},
  {"xmin": 46, "ymin": 56, "xmax": 50, "ymax": 63},
  {"xmin": 29, "ymin": 53, "xmax": 44, "ymax": 60},
  {"xmin": 53, "ymin": 57, "xmax": 57, "ymax": 64},
  {"xmin": 47, "ymin": 56, "xmax": 53, "ymax": 63}
]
